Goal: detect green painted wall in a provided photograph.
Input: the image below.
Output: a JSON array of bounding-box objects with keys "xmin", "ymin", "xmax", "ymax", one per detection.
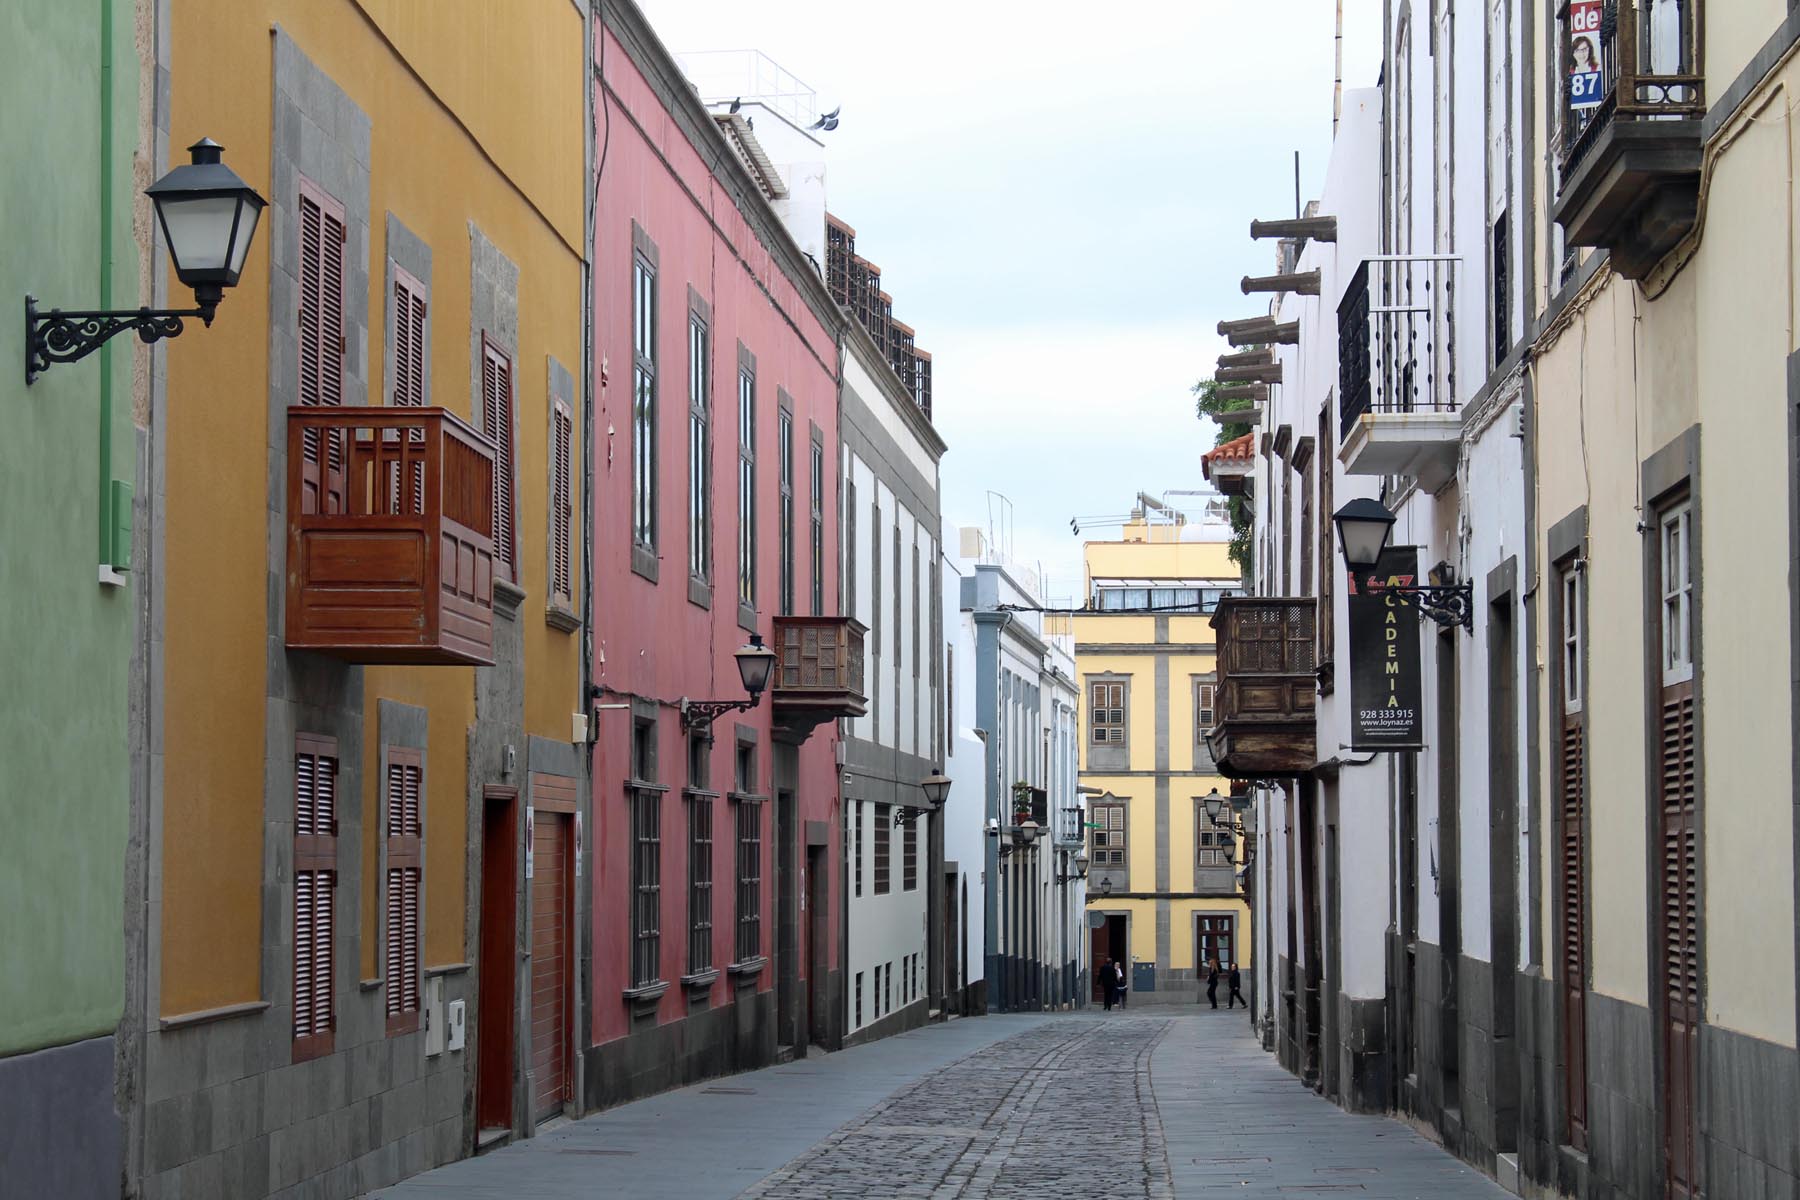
[{"xmin": 0, "ymin": 0, "xmax": 140, "ymax": 1056}]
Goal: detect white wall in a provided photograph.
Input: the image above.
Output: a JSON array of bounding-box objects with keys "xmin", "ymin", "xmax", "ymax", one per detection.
[{"xmin": 942, "ymin": 547, "xmax": 987, "ymax": 989}]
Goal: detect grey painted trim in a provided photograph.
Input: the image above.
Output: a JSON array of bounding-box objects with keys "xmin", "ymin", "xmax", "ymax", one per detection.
[
  {"xmin": 380, "ymin": 699, "xmax": 430, "ymax": 752},
  {"xmin": 1522, "ymin": 350, "xmax": 1542, "ymax": 975},
  {"xmin": 1079, "ymin": 768, "xmax": 1224, "ymax": 779},
  {"xmin": 1085, "ymin": 671, "xmax": 1131, "ymax": 772},
  {"xmin": 469, "ymin": 221, "xmax": 524, "ymax": 591},
  {"xmin": 156, "ymin": 1000, "xmax": 271, "ymax": 1032},
  {"xmin": 1091, "ymin": 891, "xmax": 1246, "ymax": 902},
  {"xmin": 1638, "ymin": 422, "xmax": 1703, "ymax": 1198},
  {"xmin": 1548, "ymin": 505, "xmax": 1588, "ymax": 565},
  {"xmin": 840, "ymin": 375, "xmax": 941, "ymax": 525},
  {"xmin": 383, "ymin": 213, "xmax": 433, "ymax": 408},
  {"xmin": 527, "ymin": 735, "xmax": 583, "ymax": 780},
  {"xmin": 1643, "ymin": 424, "xmax": 1701, "ymax": 506},
  {"xmin": 1700, "ymin": 11, "xmax": 1800, "ymax": 143},
  {"xmin": 1486, "ymin": 555, "xmax": 1518, "ymax": 603}
]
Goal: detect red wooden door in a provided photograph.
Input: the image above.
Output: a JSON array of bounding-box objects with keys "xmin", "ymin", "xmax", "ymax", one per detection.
[
  {"xmin": 530, "ymin": 810, "xmax": 572, "ymax": 1122},
  {"xmin": 477, "ymin": 789, "xmax": 517, "ymax": 1131}
]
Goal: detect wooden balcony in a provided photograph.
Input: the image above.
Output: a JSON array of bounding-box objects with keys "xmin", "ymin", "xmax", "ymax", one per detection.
[
  {"xmin": 1554, "ymin": 0, "xmax": 1704, "ymax": 279},
  {"xmin": 286, "ymin": 406, "xmax": 497, "ymax": 666},
  {"xmin": 1206, "ymin": 598, "xmax": 1316, "ymax": 778},
  {"xmin": 769, "ymin": 615, "xmax": 867, "ymax": 742}
]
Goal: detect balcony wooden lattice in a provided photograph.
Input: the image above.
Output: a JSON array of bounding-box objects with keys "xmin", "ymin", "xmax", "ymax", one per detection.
[
  {"xmin": 1206, "ymin": 598, "xmax": 1316, "ymax": 778},
  {"xmin": 286, "ymin": 406, "xmax": 497, "ymax": 666},
  {"xmin": 769, "ymin": 615, "xmax": 868, "ymax": 741}
]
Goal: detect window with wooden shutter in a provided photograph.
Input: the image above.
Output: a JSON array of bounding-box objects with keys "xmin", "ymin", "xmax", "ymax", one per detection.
[
  {"xmin": 552, "ymin": 401, "xmax": 573, "ymax": 604},
  {"xmin": 298, "ymin": 179, "xmax": 347, "ymax": 516},
  {"xmin": 481, "ymin": 335, "xmax": 517, "ymax": 580},
  {"xmin": 1556, "ymin": 564, "xmax": 1589, "ymax": 1149},
  {"xmin": 1089, "ymin": 802, "xmax": 1126, "ymax": 867},
  {"xmin": 1654, "ymin": 499, "xmax": 1699, "ymax": 1196},
  {"xmin": 391, "ymin": 265, "xmax": 427, "ymax": 408},
  {"xmin": 384, "ymin": 749, "xmax": 423, "ymax": 1035},
  {"xmin": 1090, "ymin": 681, "xmax": 1126, "ymax": 745},
  {"xmin": 293, "ymin": 734, "xmax": 339, "ymax": 1062}
]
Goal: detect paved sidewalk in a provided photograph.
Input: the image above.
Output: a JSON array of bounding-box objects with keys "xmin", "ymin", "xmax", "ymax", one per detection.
[
  {"xmin": 1156, "ymin": 1010, "xmax": 1509, "ymax": 1198},
  {"xmin": 372, "ymin": 1010, "xmax": 1510, "ymax": 1199}
]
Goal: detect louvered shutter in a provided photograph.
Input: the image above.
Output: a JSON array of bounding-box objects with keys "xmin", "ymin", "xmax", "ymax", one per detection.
[
  {"xmin": 482, "ymin": 338, "xmax": 516, "ymax": 579},
  {"xmin": 392, "ymin": 267, "xmax": 427, "ymax": 407},
  {"xmin": 293, "ymin": 734, "xmax": 339, "ymax": 1062},
  {"xmin": 1558, "ymin": 716, "xmax": 1589, "ymax": 1149},
  {"xmin": 1659, "ymin": 682, "xmax": 1699, "ymax": 1195},
  {"xmin": 385, "ymin": 749, "xmax": 424, "ymax": 1035},
  {"xmin": 298, "ymin": 180, "xmax": 348, "ymax": 516},
  {"xmin": 552, "ymin": 402, "xmax": 573, "ymax": 602}
]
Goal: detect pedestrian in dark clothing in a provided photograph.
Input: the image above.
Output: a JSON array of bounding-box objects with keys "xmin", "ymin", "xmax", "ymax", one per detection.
[
  {"xmin": 1205, "ymin": 959, "xmax": 1220, "ymax": 1009},
  {"xmin": 1101, "ymin": 959, "xmax": 1115, "ymax": 1011},
  {"xmin": 1227, "ymin": 963, "xmax": 1246, "ymax": 1009}
]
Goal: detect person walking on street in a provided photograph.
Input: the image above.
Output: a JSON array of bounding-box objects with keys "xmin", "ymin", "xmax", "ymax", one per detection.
[
  {"xmin": 1101, "ymin": 958, "xmax": 1115, "ymax": 1011},
  {"xmin": 1205, "ymin": 959, "xmax": 1220, "ymax": 1009},
  {"xmin": 1227, "ymin": 962, "xmax": 1247, "ymax": 1009},
  {"xmin": 1118, "ymin": 960, "xmax": 1130, "ymax": 1009}
]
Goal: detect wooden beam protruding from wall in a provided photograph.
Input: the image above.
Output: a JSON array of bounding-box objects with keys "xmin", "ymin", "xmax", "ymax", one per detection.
[
  {"xmin": 1218, "ymin": 348, "xmax": 1273, "ymax": 369},
  {"xmin": 1250, "ymin": 216, "xmax": 1339, "ymax": 242},
  {"xmin": 1217, "ymin": 363, "xmax": 1283, "ymax": 385},
  {"xmin": 1213, "ymin": 383, "xmax": 1270, "ymax": 405},
  {"xmin": 1241, "ymin": 270, "xmax": 1321, "ymax": 296},
  {"xmin": 1226, "ymin": 321, "xmax": 1299, "ymax": 347},
  {"xmin": 1218, "ymin": 315, "xmax": 1276, "ymax": 338}
]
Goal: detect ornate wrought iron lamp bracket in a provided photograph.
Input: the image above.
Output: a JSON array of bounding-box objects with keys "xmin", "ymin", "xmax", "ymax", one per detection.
[
  {"xmin": 26, "ymin": 295, "xmax": 214, "ymax": 386},
  {"xmin": 1395, "ymin": 581, "xmax": 1475, "ymax": 632},
  {"xmin": 678, "ymin": 696, "xmax": 760, "ymax": 731}
]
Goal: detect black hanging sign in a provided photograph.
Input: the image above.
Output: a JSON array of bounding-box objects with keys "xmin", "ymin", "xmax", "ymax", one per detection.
[{"xmin": 1346, "ymin": 546, "xmax": 1424, "ymax": 750}]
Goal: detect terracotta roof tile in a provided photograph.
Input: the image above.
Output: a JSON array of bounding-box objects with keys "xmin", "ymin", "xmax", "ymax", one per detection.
[{"xmin": 1202, "ymin": 432, "xmax": 1257, "ymax": 480}]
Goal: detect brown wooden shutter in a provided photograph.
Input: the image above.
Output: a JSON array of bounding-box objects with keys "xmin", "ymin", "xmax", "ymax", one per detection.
[
  {"xmin": 553, "ymin": 402, "xmax": 573, "ymax": 601},
  {"xmin": 293, "ymin": 734, "xmax": 339, "ymax": 1062},
  {"xmin": 385, "ymin": 749, "xmax": 424, "ymax": 1035},
  {"xmin": 392, "ymin": 267, "xmax": 427, "ymax": 408},
  {"xmin": 482, "ymin": 337, "xmax": 516, "ymax": 579},
  {"xmin": 1558, "ymin": 716, "xmax": 1589, "ymax": 1149},
  {"xmin": 1659, "ymin": 680, "xmax": 1699, "ymax": 1195},
  {"xmin": 298, "ymin": 180, "xmax": 347, "ymax": 516}
]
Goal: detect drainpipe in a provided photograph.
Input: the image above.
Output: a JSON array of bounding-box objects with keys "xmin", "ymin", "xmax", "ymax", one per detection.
[{"xmin": 98, "ymin": 0, "xmax": 117, "ymax": 574}]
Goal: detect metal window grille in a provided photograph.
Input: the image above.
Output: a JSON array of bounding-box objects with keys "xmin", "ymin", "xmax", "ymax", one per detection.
[
  {"xmin": 688, "ymin": 794, "xmax": 713, "ymax": 975},
  {"xmin": 873, "ymin": 804, "xmax": 891, "ymax": 894},
  {"xmin": 735, "ymin": 802, "xmax": 762, "ymax": 962},
  {"xmin": 631, "ymin": 787, "xmax": 661, "ymax": 986}
]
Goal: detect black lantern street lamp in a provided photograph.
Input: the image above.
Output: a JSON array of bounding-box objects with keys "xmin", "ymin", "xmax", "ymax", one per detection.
[
  {"xmin": 1331, "ymin": 498, "xmax": 1474, "ymax": 631},
  {"xmin": 26, "ymin": 138, "xmax": 266, "ymax": 385},
  {"xmin": 680, "ymin": 633, "xmax": 778, "ymax": 729},
  {"xmin": 1057, "ymin": 849, "xmax": 1089, "ymax": 884},
  {"xmin": 895, "ymin": 769, "xmax": 952, "ymax": 828},
  {"xmin": 1010, "ymin": 819, "xmax": 1040, "ymax": 849},
  {"xmin": 1097, "ymin": 876, "xmax": 1113, "ymax": 897}
]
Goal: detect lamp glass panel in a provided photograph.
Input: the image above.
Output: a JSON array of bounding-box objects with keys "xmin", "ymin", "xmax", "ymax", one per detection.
[
  {"xmin": 156, "ymin": 194, "xmax": 239, "ymax": 273},
  {"xmin": 226, "ymin": 201, "xmax": 261, "ymax": 274},
  {"xmin": 736, "ymin": 647, "xmax": 775, "ymax": 693}
]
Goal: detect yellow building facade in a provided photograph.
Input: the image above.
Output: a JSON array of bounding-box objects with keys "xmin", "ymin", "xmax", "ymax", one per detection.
[
  {"xmin": 126, "ymin": 3, "xmax": 588, "ymax": 1196},
  {"xmin": 1076, "ymin": 520, "xmax": 1249, "ymax": 1002}
]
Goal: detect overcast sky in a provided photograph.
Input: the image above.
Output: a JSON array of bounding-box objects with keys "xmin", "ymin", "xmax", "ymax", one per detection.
[{"xmin": 638, "ymin": 0, "xmax": 1381, "ymax": 602}]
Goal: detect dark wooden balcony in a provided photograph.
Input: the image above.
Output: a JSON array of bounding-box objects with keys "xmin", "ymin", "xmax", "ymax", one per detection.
[
  {"xmin": 286, "ymin": 406, "xmax": 497, "ymax": 666},
  {"xmin": 1206, "ymin": 598, "xmax": 1316, "ymax": 778},
  {"xmin": 770, "ymin": 615, "xmax": 868, "ymax": 741},
  {"xmin": 1554, "ymin": 0, "xmax": 1704, "ymax": 279}
]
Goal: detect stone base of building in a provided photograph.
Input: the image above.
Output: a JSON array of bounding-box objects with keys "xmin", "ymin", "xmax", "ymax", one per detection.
[
  {"xmin": 0, "ymin": 1034, "xmax": 120, "ymax": 1200},
  {"xmin": 842, "ymin": 996, "xmax": 929, "ymax": 1049},
  {"xmin": 582, "ymin": 989, "xmax": 778, "ymax": 1112}
]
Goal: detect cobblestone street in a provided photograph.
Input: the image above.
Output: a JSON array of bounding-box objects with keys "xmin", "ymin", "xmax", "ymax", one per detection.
[{"xmin": 376, "ymin": 1012, "xmax": 1508, "ymax": 1199}]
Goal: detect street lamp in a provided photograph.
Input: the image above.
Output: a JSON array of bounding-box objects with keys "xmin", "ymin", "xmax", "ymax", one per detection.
[
  {"xmin": 679, "ymin": 633, "xmax": 778, "ymax": 729},
  {"xmin": 1010, "ymin": 819, "xmax": 1040, "ymax": 849},
  {"xmin": 1331, "ymin": 498, "xmax": 1474, "ymax": 631},
  {"xmin": 26, "ymin": 138, "xmax": 266, "ymax": 384},
  {"xmin": 1057, "ymin": 849, "xmax": 1089, "ymax": 884},
  {"xmin": 895, "ymin": 769, "xmax": 952, "ymax": 827},
  {"xmin": 1097, "ymin": 877, "xmax": 1113, "ymax": 897}
]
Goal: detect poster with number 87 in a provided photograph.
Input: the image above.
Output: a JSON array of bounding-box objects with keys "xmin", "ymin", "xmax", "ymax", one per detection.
[{"xmin": 1569, "ymin": 0, "xmax": 1603, "ymax": 110}]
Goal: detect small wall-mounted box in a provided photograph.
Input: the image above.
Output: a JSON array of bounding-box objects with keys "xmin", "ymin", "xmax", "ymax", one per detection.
[
  {"xmin": 425, "ymin": 976, "xmax": 446, "ymax": 1057},
  {"xmin": 447, "ymin": 998, "xmax": 466, "ymax": 1052}
]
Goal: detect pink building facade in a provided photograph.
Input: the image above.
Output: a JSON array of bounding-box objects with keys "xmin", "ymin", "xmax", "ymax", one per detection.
[{"xmin": 584, "ymin": 4, "xmax": 853, "ymax": 1107}]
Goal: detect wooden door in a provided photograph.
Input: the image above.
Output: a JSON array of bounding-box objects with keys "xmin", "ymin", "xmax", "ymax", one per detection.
[
  {"xmin": 1090, "ymin": 922, "xmax": 1109, "ymax": 1003},
  {"xmin": 1196, "ymin": 915, "xmax": 1235, "ymax": 974},
  {"xmin": 477, "ymin": 789, "xmax": 517, "ymax": 1131},
  {"xmin": 530, "ymin": 810, "xmax": 572, "ymax": 1123}
]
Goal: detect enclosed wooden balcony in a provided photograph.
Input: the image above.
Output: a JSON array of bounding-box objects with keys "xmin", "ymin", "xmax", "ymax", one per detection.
[
  {"xmin": 286, "ymin": 406, "xmax": 497, "ymax": 666},
  {"xmin": 769, "ymin": 615, "xmax": 867, "ymax": 741},
  {"xmin": 1206, "ymin": 598, "xmax": 1316, "ymax": 778},
  {"xmin": 1553, "ymin": 0, "xmax": 1703, "ymax": 279}
]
